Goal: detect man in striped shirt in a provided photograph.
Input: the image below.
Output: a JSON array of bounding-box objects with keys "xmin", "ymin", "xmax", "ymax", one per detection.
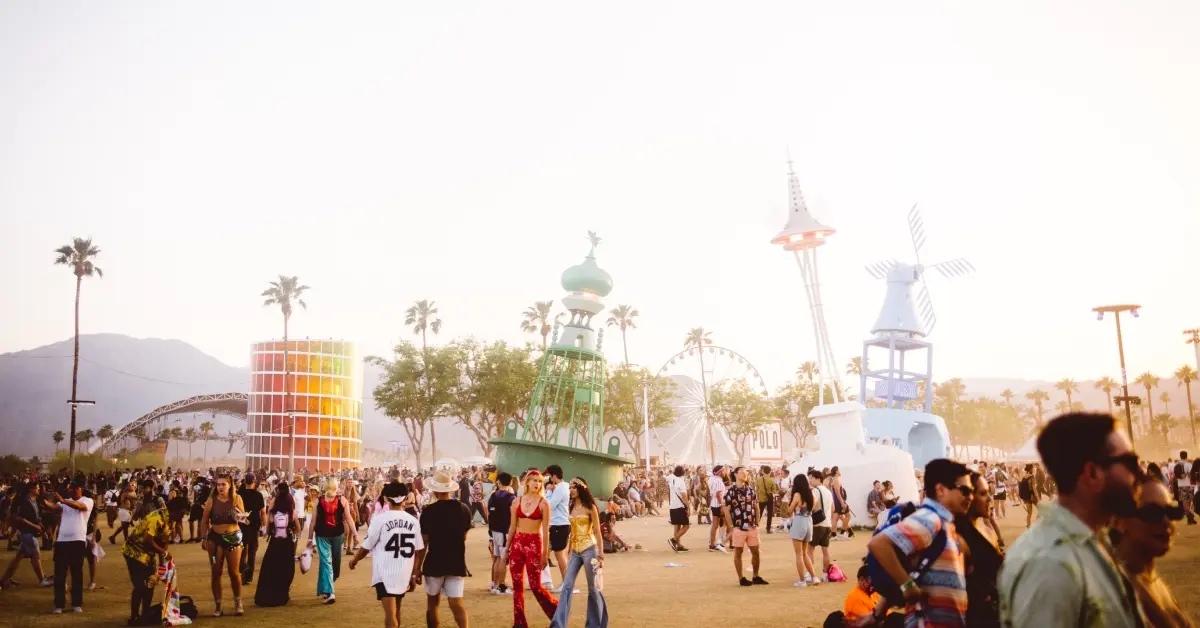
[{"xmin": 867, "ymin": 458, "xmax": 972, "ymax": 627}]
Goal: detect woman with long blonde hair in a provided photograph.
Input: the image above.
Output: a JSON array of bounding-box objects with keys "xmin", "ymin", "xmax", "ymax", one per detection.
[
  {"xmin": 199, "ymin": 474, "xmax": 247, "ymax": 616},
  {"xmin": 507, "ymin": 469, "xmax": 558, "ymax": 627},
  {"xmin": 313, "ymin": 478, "xmax": 357, "ymax": 605}
]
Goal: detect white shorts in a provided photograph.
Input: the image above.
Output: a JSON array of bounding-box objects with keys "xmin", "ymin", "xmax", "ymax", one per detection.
[
  {"xmin": 490, "ymin": 531, "xmax": 508, "ymax": 558},
  {"xmin": 424, "ymin": 575, "xmax": 465, "ymax": 598},
  {"xmin": 117, "ymin": 509, "xmax": 132, "ymax": 523}
]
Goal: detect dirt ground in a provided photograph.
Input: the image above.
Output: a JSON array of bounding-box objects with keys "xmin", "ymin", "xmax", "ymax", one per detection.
[{"xmin": 2, "ymin": 505, "xmax": 1197, "ymax": 627}]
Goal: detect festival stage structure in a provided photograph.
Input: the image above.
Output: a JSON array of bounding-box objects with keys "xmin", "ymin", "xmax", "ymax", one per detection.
[
  {"xmin": 491, "ymin": 233, "xmax": 630, "ymax": 497},
  {"xmin": 246, "ymin": 339, "xmax": 364, "ymax": 472}
]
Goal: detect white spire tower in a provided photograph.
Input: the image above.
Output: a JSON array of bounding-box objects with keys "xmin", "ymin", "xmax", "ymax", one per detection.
[{"xmin": 770, "ymin": 160, "xmax": 842, "ymax": 403}]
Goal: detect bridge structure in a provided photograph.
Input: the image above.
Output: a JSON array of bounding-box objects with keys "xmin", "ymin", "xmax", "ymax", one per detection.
[{"xmin": 88, "ymin": 392, "xmax": 248, "ymax": 454}]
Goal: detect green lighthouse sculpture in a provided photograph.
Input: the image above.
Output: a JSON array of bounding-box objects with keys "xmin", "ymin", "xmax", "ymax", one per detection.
[{"xmin": 490, "ymin": 232, "xmax": 630, "ymax": 497}]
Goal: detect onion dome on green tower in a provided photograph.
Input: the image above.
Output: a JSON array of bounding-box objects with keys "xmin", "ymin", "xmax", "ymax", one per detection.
[{"xmin": 561, "ymin": 231, "xmax": 613, "ymax": 297}]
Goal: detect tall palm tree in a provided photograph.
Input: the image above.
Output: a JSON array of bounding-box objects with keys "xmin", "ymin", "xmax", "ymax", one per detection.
[
  {"xmin": 75, "ymin": 429, "xmax": 94, "ymax": 453},
  {"xmin": 199, "ymin": 420, "xmax": 215, "ymax": 460},
  {"xmin": 797, "ymin": 361, "xmax": 818, "ymax": 383},
  {"xmin": 52, "ymin": 430, "xmax": 65, "ymax": 454},
  {"xmin": 262, "ymin": 275, "xmax": 309, "ymax": 472},
  {"xmin": 1175, "ymin": 365, "xmax": 1197, "ymax": 447},
  {"xmin": 54, "ymin": 237, "xmax": 102, "ymax": 473},
  {"xmin": 683, "ymin": 327, "xmax": 715, "ymax": 464},
  {"xmin": 520, "ymin": 301, "xmax": 556, "ymax": 350},
  {"xmin": 1000, "ymin": 389, "xmax": 1015, "ymax": 407},
  {"xmin": 1136, "ymin": 372, "xmax": 1159, "ymax": 429},
  {"xmin": 846, "ymin": 357, "xmax": 862, "ymax": 376},
  {"xmin": 1025, "ymin": 389, "xmax": 1049, "ymax": 427},
  {"xmin": 184, "ymin": 427, "xmax": 197, "ymax": 461},
  {"xmin": 96, "ymin": 424, "xmax": 114, "ymax": 456},
  {"xmin": 406, "ymin": 299, "xmax": 443, "ymax": 461},
  {"xmin": 605, "ymin": 304, "xmax": 639, "ymax": 365},
  {"xmin": 1055, "ymin": 378, "xmax": 1079, "ymax": 412},
  {"xmin": 1095, "ymin": 377, "xmax": 1118, "ymax": 416}
]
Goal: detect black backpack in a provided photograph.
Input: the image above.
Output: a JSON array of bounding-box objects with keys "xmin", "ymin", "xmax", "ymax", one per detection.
[{"xmin": 137, "ymin": 595, "xmax": 198, "ymax": 625}]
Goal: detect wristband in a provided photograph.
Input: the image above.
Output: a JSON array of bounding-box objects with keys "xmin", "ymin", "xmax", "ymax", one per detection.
[{"xmin": 900, "ymin": 579, "xmax": 917, "ymax": 593}]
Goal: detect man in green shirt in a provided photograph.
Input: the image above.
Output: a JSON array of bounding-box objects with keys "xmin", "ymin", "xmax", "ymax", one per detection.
[
  {"xmin": 999, "ymin": 413, "xmax": 1146, "ymax": 627},
  {"xmin": 755, "ymin": 466, "xmax": 779, "ymax": 533}
]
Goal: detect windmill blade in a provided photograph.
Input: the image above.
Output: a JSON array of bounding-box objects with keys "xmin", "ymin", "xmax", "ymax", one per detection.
[
  {"xmin": 917, "ymin": 280, "xmax": 937, "ymax": 334},
  {"xmin": 929, "ymin": 258, "xmax": 975, "ymax": 278},
  {"xmin": 907, "ymin": 204, "xmax": 926, "ymax": 262},
  {"xmin": 865, "ymin": 258, "xmax": 898, "ymax": 279}
]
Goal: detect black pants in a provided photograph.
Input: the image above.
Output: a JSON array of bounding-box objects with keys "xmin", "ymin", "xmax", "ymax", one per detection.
[
  {"xmin": 759, "ymin": 500, "xmax": 775, "ymax": 531},
  {"xmin": 53, "ymin": 540, "xmax": 86, "ymax": 609},
  {"xmin": 125, "ymin": 555, "xmax": 156, "ymax": 621},
  {"xmin": 239, "ymin": 523, "xmax": 259, "ymax": 581}
]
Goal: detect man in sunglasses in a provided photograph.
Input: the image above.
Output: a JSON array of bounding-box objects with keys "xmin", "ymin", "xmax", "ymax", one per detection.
[
  {"xmin": 866, "ymin": 458, "xmax": 972, "ymax": 627},
  {"xmin": 999, "ymin": 413, "xmax": 1146, "ymax": 628}
]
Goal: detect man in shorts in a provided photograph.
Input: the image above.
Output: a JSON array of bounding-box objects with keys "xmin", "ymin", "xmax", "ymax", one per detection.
[
  {"xmin": 109, "ymin": 482, "xmax": 136, "ymax": 545},
  {"xmin": 350, "ymin": 481, "xmax": 425, "ymax": 628},
  {"xmin": 487, "ymin": 472, "xmax": 516, "ymax": 594},
  {"xmin": 543, "ymin": 464, "xmax": 571, "ymax": 591},
  {"xmin": 709, "ymin": 465, "xmax": 730, "ymax": 552},
  {"xmin": 810, "ymin": 469, "xmax": 834, "ymax": 579},
  {"xmin": 723, "ymin": 466, "xmax": 768, "ymax": 587},
  {"xmin": 667, "ymin": 465, "xmax": 691, "ymax": 552},
  {"xmin": 420, "ymin": 471, "xmax": 472, "ymax": 627}
]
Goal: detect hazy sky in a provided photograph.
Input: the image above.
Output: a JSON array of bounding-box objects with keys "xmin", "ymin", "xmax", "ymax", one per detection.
[{"xmin": 2, "ymin": 1, "xmax": 1197, "ymax": 393}]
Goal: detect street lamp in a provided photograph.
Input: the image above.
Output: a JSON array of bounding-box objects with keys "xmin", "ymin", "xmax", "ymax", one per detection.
[{"xmin": 1093, "ymin": 304, "xmax": 1141, "ymax": 447}]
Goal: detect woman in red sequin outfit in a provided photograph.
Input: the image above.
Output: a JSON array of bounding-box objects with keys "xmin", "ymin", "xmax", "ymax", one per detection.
[{"xmin": 506, "ymin": 470, "xmax": 558, "ymax": 627}]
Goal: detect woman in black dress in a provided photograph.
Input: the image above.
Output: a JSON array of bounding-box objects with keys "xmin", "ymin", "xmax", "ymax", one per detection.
[
  {"xmin": 956, "ymin": 471, "xmax": 1003, "ymax": 628},
  {"xmin": 254, "ymin": 483, "xmax": 299, "ymax": 607}
]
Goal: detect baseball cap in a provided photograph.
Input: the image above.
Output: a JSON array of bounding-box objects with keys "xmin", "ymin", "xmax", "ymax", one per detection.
[{"xmin": 381, "ymin": 481, "xmax": 409, "ymax": 504}]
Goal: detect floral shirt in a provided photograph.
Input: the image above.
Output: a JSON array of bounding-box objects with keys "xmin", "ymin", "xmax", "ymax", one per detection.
[
  {"xmin": 122, "ymin": 509, "xmax": 169, "ymax": 567},
  {"xmin": 723, "ymin": 484, "xmax": 758, "ymax": 530},
  {"xmin": 470, "ymin": 480, "xmax": 483, "ymax": 504}
]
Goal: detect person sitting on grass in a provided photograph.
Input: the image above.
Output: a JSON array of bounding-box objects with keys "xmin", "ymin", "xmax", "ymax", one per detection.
[
  {"xmin": 842, "ymin": 564, "xmax": 884, "ymax": 626},
  {"xmin": 598, "ymin": 513, "xmax": 628, "ymax": 554}
]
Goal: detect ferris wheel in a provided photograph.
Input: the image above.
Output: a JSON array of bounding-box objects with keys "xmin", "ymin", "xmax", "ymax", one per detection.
[{"xmin": 654, "ymin": 344, "xmax": 769, "ymax": 465}]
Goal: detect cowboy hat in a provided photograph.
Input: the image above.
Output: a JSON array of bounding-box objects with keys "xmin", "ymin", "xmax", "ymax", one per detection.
[{"xmin": 425, "ymin": 470, "xmax": 458, "ymax": 494}]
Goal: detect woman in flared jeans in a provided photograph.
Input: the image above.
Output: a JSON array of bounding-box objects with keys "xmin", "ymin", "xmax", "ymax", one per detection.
[{"xmin": 550, "ymin": 478, "xmax": 608, "ymax": 628}]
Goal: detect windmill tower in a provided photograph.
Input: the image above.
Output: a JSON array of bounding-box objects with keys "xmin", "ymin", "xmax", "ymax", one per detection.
[
  {"xmin": 860, "ymin": 206, "xmax": 973, "ymax": 412},
  {"xmin": 770, "ymin": 160, "xmax": 842, "ymax": 404}
]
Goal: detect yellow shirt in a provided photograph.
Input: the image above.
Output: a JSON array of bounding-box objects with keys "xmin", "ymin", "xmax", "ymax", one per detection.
[
  {"xmin": 568, "ymin": 514, "xmax": 596, "ymax": 553},
  {"xmin": 122, "ymin": 509, "xmax": 169, "ymax": 567}
]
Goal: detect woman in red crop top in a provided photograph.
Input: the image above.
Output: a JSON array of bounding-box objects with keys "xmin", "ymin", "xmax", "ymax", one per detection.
[{"xmin": 506, "ymin": 469, "xmax": 558, "ymax": 627}]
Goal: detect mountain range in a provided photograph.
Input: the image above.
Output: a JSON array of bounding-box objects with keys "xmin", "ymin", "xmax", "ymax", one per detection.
[{"xmin": 1, "ymin": 334, "xmax": 1195, "ymax": 459}]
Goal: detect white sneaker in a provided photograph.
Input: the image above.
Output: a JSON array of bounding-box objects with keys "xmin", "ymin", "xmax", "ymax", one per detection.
[
  {"xmin": 73, "ymin": 607, "xmax": 83, "ymax": 613},
  {"xmin": 715, "ymin": 544, "xmax": 727, "ymax": 553},
  {"xmin": 792, "ymin": 579, "xmax": 808, "ymax": 588},
  {"xmin": 39, "ymin": 578, "xmax": 54, "ymax": 587}
]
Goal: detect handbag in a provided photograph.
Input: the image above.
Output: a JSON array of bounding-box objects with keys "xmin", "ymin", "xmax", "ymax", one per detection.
[
  {"xmin": 298, "ymin": 547, "xmax": 313, "ymax": 574},
  {"xmin": 811, "ymin": 487, "xmax": 827, "ymax": 525}
]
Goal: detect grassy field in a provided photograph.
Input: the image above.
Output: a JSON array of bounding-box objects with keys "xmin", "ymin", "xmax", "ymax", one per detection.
[{"xmin": 1, "ymin": 504, "xmax": 1197, "ymax": 627}]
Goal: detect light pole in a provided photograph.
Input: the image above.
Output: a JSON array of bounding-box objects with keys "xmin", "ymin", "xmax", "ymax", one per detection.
[
  {"xmin": 642, "ymin": 373, "xmax": 651, "ymax": 473},
  {"xmin": 1186, "ymin": 328, "xmax": 1200, "ymax": 372},
  {"xmin": 1094, "ymin": 305, "xmax": 1141, "ymax": 447},
  {"xmin": 65, "ymin": 399, "xmax": 95, "ymax": 474}
]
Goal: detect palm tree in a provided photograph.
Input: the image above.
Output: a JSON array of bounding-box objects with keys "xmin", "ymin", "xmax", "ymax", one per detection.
[
  {"xmin": 1025, "ymin": 389, "xmax": 1049, "ymax": 427},
  {"xmin": 1000, "ymin": 389, "xmax": 1015, "ymax": 407},
  {"xmin": 1136, "ymin": 372, "xmax": 1159, "ymax": 430},
  {"xmin": 262, "ymin": 275, "xmax": 309, "ymax": 473},
  {"xmin": 683, "ymin": 327, "xmax": 715, "ymax": 464},
  {"xmin": 846, "ymin": 357, "xmax": 862, "ymax": 376},
  {"xmin": 1175, "ymin": 365, "xmax": 1197, "ymax": 447},
  {"xmin": 52, "ymin": 430, "xmax": 65, "ymax": 453},
  {"xmin": 1095, "ymin": 377, "xmax": 1118, "ymax": 416},
  {"xmin": 54, "ymin": 237, "xmax": 102, "ymax": 473},
  {"xmin": 199, "ymin": 420, "xmax": 215, "ymax": 460},
  {"xmin": 74, "ymin": 428, "xmax": 94, "ymax": 453},
  {"xmin": 1055, "ymin": 378, "xmax": 1079, "ymax": 412},
  {"xmin": 96, "ymin": 424, "xmax": 114, "ymax": 456},
  {"xmin": 184, "ymin": 427, "xmax": 197, "ymax": 461},
  {"xmin": 520, "ymin": 301, "xmax": 556, "ymax": 350},
  {"xmin": 605, "ymin": 304, "xmax": 639, "ymax": 365},
  {"xmin": 406, "ymin": 299, "xmax": 443, "ymax": 461},
  {"xmin": 797, "ymin": 361, "xmax": 818, "ymax": 383}
]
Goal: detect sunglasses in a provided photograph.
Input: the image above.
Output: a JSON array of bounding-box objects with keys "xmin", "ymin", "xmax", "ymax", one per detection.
[
  {"xmin": 950, "ymin": 484, "xmax": 973, "ymax": 498},
  {"xmin": 1132, "ymin": 503, "xmax": 1184, "ymax": 523},
  {"xmin": 1098, "ymin": 453, "xmax": 1142, "ymax": 476}
]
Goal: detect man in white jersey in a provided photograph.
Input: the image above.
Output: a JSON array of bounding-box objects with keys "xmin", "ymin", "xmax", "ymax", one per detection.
[
  {"xmin": 46, "ymin": 479, "xmax": 94, "ymax": 613},
  {"xmin": 350, "ymin": 482, "xmax": 426, "ymax": 628}
]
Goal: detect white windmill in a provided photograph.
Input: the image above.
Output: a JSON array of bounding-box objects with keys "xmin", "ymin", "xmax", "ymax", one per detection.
[{"xmin": 859, "ymin": 206, "xmax": 972, "ymax": 465}]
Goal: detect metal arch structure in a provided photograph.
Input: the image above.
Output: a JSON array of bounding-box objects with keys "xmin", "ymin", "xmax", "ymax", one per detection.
[
  {"xmin": 89, "ymin": 392, "xmax": 249, "ymax": 454},
  {"xmin": 655, "ymin": 345, "xmax": 769, "ymax": 465}
]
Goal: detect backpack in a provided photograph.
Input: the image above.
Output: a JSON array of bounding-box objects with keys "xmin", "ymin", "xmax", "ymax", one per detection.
[
  {"xmin": 864, "ymin": 502, "xmax": 948, "ymax": 605},
  {"xmin": 137, "ymin": 595, "xmax": 198, "ymax": 625},
  {"xmin": 1018, "ymin": 477, "xmax": 1034, "ymax": 502}
]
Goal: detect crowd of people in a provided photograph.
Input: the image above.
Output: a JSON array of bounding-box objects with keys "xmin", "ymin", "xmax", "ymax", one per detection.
[{"xmin": 1, "ymin": 411, "xmax": 1198, "ymax": 626}]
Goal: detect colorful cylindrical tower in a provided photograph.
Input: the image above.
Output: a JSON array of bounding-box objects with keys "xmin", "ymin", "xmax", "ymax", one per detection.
[{"xmin": 246, "ymin": 339, "xmax": 363, "ymax": 472}]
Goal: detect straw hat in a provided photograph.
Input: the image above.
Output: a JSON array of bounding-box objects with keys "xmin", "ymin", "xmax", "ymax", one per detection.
[{"xmin": 426, "ymin": 470, "xmax": 458, "ymax": 494}]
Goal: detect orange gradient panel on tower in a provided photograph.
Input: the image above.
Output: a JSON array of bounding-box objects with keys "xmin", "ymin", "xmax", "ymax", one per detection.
[{"xmin": 247, "ymin": 339, "xmax": 363, "ymax": 472}]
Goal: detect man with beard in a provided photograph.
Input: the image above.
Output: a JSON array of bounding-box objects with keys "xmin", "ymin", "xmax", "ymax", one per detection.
[{"xmin": 999, "ymin": 413, "xmax": 1146, "ymax": 627}]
